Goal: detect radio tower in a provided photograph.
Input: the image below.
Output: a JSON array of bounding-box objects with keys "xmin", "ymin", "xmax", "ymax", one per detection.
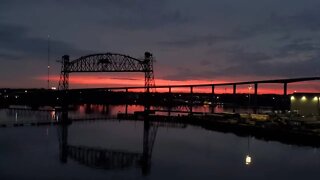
[{"xmin": 47, "ymin": 35, "xmax": 50, "ymax": 89}]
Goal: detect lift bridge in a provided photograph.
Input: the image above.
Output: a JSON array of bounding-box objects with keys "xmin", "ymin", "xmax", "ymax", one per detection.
[
  {"xmin": 58, "ymin": 52, "xmax": 155, "ymax": 93},
  {"xmin": 57, "ymin": 52, "xmax": 157, "ymax": 173}
]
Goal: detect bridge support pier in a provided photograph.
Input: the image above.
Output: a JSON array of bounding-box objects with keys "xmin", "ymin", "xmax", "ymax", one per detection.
[
  {"xmin": 168, "ymin": 87, "xmax": 173, "ymax": 114},
  {"xmin": 283, "ymin": 83, "xmax": 287, "ymax": 96},
  {"xmin": 189, "ymin": 86, "xmax": 194, "ymax": 115},
  {"xmin": 254, "ymin": 83, "xmax": 258, "ymax": 113},
  {"xmin": 282, "ymin": 82, "xmax": 288, "ymax": 111},
  {"xmin": 233, "ymin": 84, "xmax": 237, "ymax": 113},
  {"xmin": 211, "ymin": 85, "xmax": 215, "ymax": 114}
]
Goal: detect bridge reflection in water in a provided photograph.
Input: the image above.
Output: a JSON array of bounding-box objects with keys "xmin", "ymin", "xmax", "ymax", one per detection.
[{"xmin": 57, "ymin": 110, "xmax": 157, "ymax": 175}]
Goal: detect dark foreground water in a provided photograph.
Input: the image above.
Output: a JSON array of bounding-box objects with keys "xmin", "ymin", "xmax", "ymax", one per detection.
[{"xmin": 0, "ymin": 105, "xmax": 320, "ymax": 179}]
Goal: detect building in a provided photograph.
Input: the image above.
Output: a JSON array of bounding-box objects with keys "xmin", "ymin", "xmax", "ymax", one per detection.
[{"xmin": 290, "ymin": 93, "xmax": 320, "ymax": 116}]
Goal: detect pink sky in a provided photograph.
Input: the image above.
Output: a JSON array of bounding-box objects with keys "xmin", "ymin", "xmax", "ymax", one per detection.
[{"xmin": 37, "ymin": 74, "xmax": 320, "ymax": 94}]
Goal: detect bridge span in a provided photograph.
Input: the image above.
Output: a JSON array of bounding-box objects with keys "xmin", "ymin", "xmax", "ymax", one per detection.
[{"xmin": 72, "ymin": 76, "xmax": 320, "ymax": 96}]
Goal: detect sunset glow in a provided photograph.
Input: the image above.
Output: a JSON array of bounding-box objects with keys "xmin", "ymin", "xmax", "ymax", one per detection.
[{"xmin": 37, "ymin": 75, "xmax": 320, "ymax": 94}]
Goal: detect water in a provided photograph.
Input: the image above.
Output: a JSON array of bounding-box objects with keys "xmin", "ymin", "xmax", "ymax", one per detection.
[{"xmin": 0, "ymin": 105, "xmax": 320, "ymax": 179}]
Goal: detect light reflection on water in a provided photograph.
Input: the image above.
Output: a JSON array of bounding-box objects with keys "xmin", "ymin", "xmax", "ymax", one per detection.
[
  {"xmin": 0, "ymin": 105, "xmax": 319, "ymax": 179},
  {"xmin": 66, "ymin": 104, "xmax": 273, "ymax": 118},
  {"xmin": 0, "ymin": 104, "xmax": 274, "ymax": 125}
]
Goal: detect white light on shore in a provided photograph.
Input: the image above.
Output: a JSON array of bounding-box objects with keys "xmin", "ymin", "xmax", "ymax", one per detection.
[{"xmin": 245, "ymin": 155, "xmax": 252, "ymax": 165}]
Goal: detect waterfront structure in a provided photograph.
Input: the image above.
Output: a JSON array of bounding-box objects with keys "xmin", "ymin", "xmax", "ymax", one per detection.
[{"xmin": 290, "ymin": 93, "xmax": 320, "ymax": 116}]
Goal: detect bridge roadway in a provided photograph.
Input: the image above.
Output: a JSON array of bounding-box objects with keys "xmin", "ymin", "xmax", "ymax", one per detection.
[{"xmin": 71, "ymin": 76, "xmax": 320, "ymax": 96}]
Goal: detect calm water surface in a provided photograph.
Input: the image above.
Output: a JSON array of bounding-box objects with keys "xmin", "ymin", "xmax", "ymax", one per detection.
[{"xmin": 0, "ymin": 105, "xmax": 319, "ymax": 179}]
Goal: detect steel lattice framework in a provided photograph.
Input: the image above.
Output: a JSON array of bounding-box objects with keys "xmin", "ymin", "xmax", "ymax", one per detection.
[{"xmin": 58, "ymin": 52, "xmax": 155, "ymax": 92}]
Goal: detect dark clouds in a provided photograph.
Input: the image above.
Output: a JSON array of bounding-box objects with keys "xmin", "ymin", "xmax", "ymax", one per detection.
[
  {"xmin": 163, "ymin": 42, "xmax": 320, "ymax": 80},
  {"xmin": 232, "ymin": 7, "xmax": 320, "ymax": 40},
  {"xmin": 158, "ymin": 3, "xmax": 320, "ymax": 49},
  {"xmin": 102, "ymin": 10, "xmax": 188, "ymax": 30},
  {"xmin": 278, "ymin": 38, "xmax": 320, "ymax": 56},
  {"xmin": 0, "ymin": 0, "xmax": 320, "ymax": 88},
  {"xmin": 0, "ymin": 23, "xmax": 88, "ymax": 61},
  {"xmin": 156, "ymin": 2, "xmax": 320, "ymax": 80},
  {"xmin": 50, "ymin": 0, "xmax": 190, "ymax": 30},
  {"xmin": 93, "ymin": 0, "xmax": 190, "ymax": 30},
  {"xmin": 158, "ymin": 34, "xmax": 241, "ymax": 48}
]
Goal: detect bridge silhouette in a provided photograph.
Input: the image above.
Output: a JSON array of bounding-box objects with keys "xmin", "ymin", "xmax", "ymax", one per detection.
[
  {"xmin": 54, "ymin": 51, "xmax": 320, "ymax": 114},
  {"xmin": 58, "ymin": 52, "xmax": 155, "ymax": 93},
  {"xmin": 57, "ymin": 52, "xmax": 319, "ymax": 95}
]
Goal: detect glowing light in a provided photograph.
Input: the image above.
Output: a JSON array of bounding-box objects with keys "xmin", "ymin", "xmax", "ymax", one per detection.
[
  {"xmin": 313, "ymin": 96, "xmax": 318, "ymax": 101},
  {"xmin": 290, "ymin": 96, "xmax": 295, "ymax": 100},
  {"xmin": 248, "ymin": 85, "xmax": 252, "ymax": 93},
  {"xmin": 204, "ymin": 101, "xmax": 212, "ymax": 105},
  {"xmin": 51, "ymin": 87, "xmax": 57, "ymax": 90},
  {"xmin": 245, "ymin": 155, "xmax": 252, "ymax": 165},
  {"xmin": 301, "ymin": 96, "xmax": 307, "ymax": 101}
]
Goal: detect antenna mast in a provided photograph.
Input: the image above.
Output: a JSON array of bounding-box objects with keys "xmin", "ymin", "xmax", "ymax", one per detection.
[{"xmin": 47, "ymin": 35, "xmax": 50, "ymax": 89}]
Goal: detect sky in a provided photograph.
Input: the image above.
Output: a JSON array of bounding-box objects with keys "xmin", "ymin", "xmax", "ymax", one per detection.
[{"xmin": 0, "ymin": 0, "xmax": 320, "ymax": 93}]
